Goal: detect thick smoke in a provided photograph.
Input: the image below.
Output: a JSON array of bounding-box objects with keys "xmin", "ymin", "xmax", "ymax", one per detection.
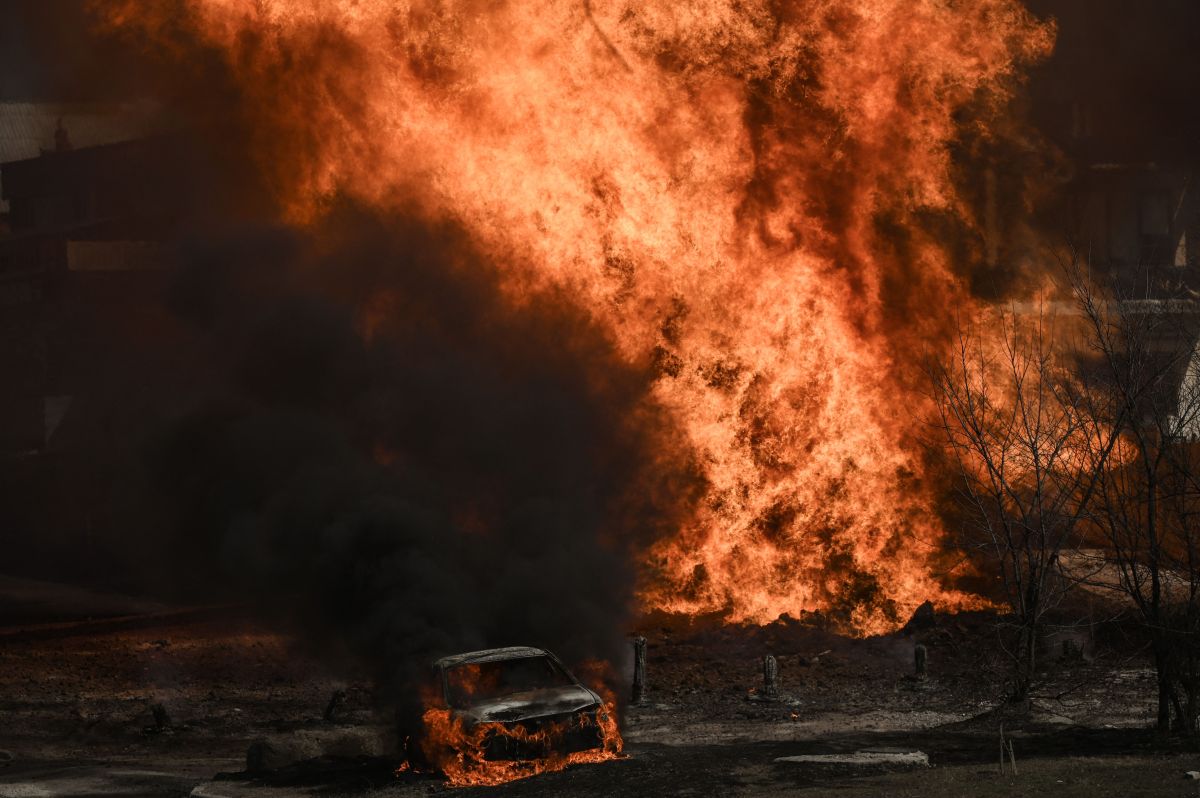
[{"xmin": 149, "ymin": 209, "xmax": 696, "ymax": 720}]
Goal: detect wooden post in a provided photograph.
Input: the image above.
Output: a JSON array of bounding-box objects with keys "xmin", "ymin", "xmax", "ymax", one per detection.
[
  {"xmin": 914, "ymin": 644, "xmax": 928, "ymax": 680},
  {"xmin": 999, "ymin": 722, "xmax": 1005, "ymax": 775},
  {"xmin": 763, "ymin": 654, "xmax": 780, "ymax": 700},
  {"xmin": 632, "ymin": 636, "xmax": 647, "ymax": 705}
]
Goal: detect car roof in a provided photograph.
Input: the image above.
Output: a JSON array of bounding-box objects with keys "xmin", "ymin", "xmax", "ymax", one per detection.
[{"xmin": 433, "ymin": 646, "xmax": 551, "ymax": 669}]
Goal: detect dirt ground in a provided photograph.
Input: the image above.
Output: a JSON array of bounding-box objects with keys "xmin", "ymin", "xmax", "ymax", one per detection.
[{"xmin": 1, "ymin": 584, "xmax": 1198, "ymax": 797}]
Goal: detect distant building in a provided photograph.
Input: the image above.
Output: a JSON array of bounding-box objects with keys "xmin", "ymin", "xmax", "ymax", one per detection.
[
  {"xmin": 1, "ymin": 135, "xmax": 186, "ymax": 282},
  {"xmin": 1026, "ymin": 0, "xmax": 1200, "ymax": 297},
  {"xmin": 0, "ymin": 101, "xmax": 153, "ymax": 213},
  {"xmin": 0, "ymin": 120, "xmax": 189, "ymax": 456},
  {"xmin": 0, "ymin": 107, "xmax": 203, "ymax": 584},
  {"xmin": 1064, "ymin": 164, "xmax": 1197, "ymax": 296}
]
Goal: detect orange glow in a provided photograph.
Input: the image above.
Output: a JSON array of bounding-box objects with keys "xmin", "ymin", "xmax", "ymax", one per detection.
[
  {"xmin": 95, "ymin": 0, "xmax": 1054, "ymax": 633},
  {"xmin": 410, "ymin": 700, "xmax": 623, "ymax": 787},
  {"xmin": 407, "ymin": 658, "xmax": 624, "ymax": 786}
]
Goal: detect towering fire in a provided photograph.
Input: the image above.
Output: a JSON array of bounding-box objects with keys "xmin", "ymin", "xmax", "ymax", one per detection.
[{"xmin": 95, "ymin": 0, "xmax": 1054, "ymax": 633}]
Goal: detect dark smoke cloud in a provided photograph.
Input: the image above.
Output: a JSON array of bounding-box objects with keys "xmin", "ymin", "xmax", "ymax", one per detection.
[{"xmin": 148, "ymin": 209, "xmax": 697, "ymax": 721}]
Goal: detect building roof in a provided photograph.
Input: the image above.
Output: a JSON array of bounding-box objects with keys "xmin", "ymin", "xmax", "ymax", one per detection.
[{"xmin": 0, "ymin": 102, "xmax": 152, "ymax": 212}]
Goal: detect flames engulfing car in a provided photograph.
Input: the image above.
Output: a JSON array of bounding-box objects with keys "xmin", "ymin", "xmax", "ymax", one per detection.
[{"xmin": 427, "ymin": 646, "xmax": 611, "ymax": 762}]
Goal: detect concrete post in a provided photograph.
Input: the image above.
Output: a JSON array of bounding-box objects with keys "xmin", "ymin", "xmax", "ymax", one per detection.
[
  {"xmin": 763, "ymin": 654, "xmax": 780, "ymax": 700},
  {"xmin": 632, "ymin": 636, "xmax": 647, "ymax": 705}
]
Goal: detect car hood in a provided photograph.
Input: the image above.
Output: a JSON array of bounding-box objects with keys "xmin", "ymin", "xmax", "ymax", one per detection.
[{"xmin": 456, "ymin": 685, "xmax": 600, "ymax": 724}]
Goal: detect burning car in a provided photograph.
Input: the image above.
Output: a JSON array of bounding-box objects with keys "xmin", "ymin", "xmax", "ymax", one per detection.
[
  {"xmin": 403, "ymin": 645, "xmax": 622, "ymax": 785},
  {"xmin": 425, "ymin": 646, "xmax": 613, "ymax": 762}
]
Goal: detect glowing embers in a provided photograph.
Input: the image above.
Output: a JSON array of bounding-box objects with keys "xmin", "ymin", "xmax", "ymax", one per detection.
[
  {"xmin": 409, "ymin": 703, "xmax": 623, "ymax": 787},
  {"xmin": 402, "ymin": 647, "xmax": 624, "ymax": 786}
]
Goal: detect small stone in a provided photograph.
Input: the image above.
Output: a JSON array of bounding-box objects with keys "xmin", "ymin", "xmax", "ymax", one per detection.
[{"xmin": 775, "ymin": 750, "xmax": 929, "ymax": 768}]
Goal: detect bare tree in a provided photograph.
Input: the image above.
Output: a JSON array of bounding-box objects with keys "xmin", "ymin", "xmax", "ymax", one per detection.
[
  {"xmin": 1071, "ymin": 266, "xmax": 1200, "ymax": 733},
  {"xmin": 930, "ymin": 306, "xmax": 1106, "ymax": 702}
]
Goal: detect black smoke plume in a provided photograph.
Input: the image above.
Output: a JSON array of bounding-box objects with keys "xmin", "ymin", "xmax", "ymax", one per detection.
[{"xmin": 148, "ymin": 208, "xmax": 697, "ymax": 723}]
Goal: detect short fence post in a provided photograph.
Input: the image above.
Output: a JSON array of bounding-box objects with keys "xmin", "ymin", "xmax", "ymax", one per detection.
[
  {"xmin": 914, "ymin": 644, "xmax": 928, "ymax": 680},
  {"xmin": 763, "ymin": 654, "xmax": 780, "ymax": 700},
  {"xmin": 632, "ymin": 636, "xmax": 647, "ymax": 705}
]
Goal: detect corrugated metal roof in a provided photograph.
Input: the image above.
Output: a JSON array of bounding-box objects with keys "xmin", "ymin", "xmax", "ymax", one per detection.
[{"xmin": 0, "ymin": 102, "xmax": 152, "ymax": 212}]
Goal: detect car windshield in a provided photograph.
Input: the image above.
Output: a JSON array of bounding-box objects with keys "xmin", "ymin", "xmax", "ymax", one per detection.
[{"xmin": 444, "ymin": 655, "xmax": 577, "ymax": 707}]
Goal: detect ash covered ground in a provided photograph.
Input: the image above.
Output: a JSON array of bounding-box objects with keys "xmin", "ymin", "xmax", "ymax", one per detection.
[{"xmin": 1, "ymin": 579, "xmax": 1195, "ymax": 797}]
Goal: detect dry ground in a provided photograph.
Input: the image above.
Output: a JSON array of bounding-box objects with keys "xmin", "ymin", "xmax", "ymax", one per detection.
[{"xmin": 0, "ymin": 582, "xmax": 1197, "ymax": 796}]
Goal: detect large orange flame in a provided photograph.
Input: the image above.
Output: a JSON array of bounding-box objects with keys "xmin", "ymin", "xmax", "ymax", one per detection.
[{"xmin": 96, "ymin": 0, "xmax": 1054, "ymax": 633}]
